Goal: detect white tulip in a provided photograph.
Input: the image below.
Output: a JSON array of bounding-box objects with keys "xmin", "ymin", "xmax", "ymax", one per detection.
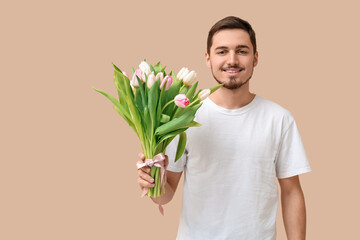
[
  {"xmin": 176, "ymin": 67, "xmax": 189, "ymax": 80},
  {"xmin": 155, "ymin": 72, "xmax": 164, "ymax": 82},
  {"xmin": 139, "ymin": 61, "xmax": 151, "ymax": 75},
  {"xmin": 183, "ymin": 70, "xmax": 197, "ymax": 86},
  {"xmin": 198, "ymin": 89, "xmax": 211, "ymax": 101},
  {"xmin": 147, "ymin": 72, "xmax": 156, "ymax": 88}
]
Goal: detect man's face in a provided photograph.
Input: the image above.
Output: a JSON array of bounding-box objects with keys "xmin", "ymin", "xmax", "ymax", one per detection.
[{"xmin": 205, "ymin": 29, "xmax": 258, "ymax": 90}]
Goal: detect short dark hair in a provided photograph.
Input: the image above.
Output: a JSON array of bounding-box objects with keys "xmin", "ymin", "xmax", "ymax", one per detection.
[{"xmin": 207, "ymin": 16, "xmax": 257, "ymax": 54}]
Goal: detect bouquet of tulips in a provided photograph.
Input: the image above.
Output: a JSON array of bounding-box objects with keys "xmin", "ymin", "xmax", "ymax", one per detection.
[{"xmin": 94, "ymin": 60, "xmax": 221, "ymax": 205}]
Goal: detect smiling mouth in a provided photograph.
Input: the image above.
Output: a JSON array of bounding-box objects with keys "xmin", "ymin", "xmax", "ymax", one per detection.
[{"xmin": 223, "ymin": 68, "xmax": 244, "ymax": 73}]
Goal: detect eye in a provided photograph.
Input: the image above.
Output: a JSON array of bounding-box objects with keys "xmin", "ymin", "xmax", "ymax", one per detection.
[
  {"xmin": 237, "ymin": 50, "xmax": 248, "ymax": 54},
  {"xmin": 217, "ymin": 51, "xmax": 225, "ymax": 55}
]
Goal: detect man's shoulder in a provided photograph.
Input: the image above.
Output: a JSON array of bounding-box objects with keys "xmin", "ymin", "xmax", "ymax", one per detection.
[{"xmin": 256, "ymin": 95, "xmax": 295, "ymax": 122}]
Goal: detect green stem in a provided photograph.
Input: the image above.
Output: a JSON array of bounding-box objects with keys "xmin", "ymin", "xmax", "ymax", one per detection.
[
  {"xmin": 187, "ymin": 98, "xmax": 199, "ymax": 108},
  {"xmin": 179, "ymin": 85, "xmax": 185, "ymax": 93},
  {"xmin": 155, "ymin": 168, "xmax": 160, "ymax": 197},
  {"xmin": 161, "ymin": 99, "xmax": 174, "ymax": 112},
  {"xmin": 149, "ymin": 166, "xmax": 157, "ymax": 196}
]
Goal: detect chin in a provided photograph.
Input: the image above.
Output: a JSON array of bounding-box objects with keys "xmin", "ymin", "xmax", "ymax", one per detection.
[{"xmin": 215, "ymin": 76, "xmax": 251, "ymax": 90}]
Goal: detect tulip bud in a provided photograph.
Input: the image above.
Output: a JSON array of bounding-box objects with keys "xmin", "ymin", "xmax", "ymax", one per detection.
[
  {"xmin": 139, "ymin": 61, "xmax": 151, "ymax": 75},
  {"xmin": 155, "ymin": 72, "xmax": 164, "ymax": 82},
  {"xmin": 174, "ymin": 94, "xmax": 190, "ymax": 108},
  {"xmin": 176, "ymin": 67, "xmax": 189, "ymax": 80},
  {"xmin": 147, "ymin": 72, "xmax": 156, "ymax": 88},
  {"xmin": 198, "ymin": 89, "xmax": 211, "ymax": 101},
  {"xmin": 131, "ymin": 69, "xmax": 142, "ymax": 88},
  {"xmin": 183, "ymin": 70, "xmax": 197, "ymax": 86},
  {"xmin": 160, "ymin": 75, "xmax": 173, "ymax": 90}
]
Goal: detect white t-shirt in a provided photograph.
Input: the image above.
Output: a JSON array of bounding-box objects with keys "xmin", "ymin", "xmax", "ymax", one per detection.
[{"xmin": 165, "ymin": 95, "xmax": 312, "ymax": 240}]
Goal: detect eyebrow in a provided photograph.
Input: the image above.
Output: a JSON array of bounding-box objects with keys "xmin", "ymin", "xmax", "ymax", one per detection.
[{"xmin": 214, "ymin": 45, "xmax": 250, "ymax": 50}]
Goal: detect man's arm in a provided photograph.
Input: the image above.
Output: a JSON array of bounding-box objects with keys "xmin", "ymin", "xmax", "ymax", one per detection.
[
  {"xmin": 150, "ymin": 170, "xmax": 182, "ymax": 205},
  {"xmin": 278, "ymin": 175, "xmax": 307, "ymax": 240}
]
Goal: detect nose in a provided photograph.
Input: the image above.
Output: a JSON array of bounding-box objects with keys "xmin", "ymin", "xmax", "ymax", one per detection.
[{"xmin": 227, "ymin": 51, "xmax": 238, "ymax": 66}]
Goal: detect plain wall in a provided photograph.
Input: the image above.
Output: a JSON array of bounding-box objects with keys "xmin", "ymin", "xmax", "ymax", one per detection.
[{"xmin": 1, "ymin": 0, "xmax": 359, "ymax": 239}]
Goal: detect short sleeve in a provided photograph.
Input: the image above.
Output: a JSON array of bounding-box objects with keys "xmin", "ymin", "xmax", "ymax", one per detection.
[
  {"xmin": 165, "ymin": 134, "xmax": 187, "ymax": 173},
  {"xmin": 275, "ymin": 118, "xmax": 312, "ymax": 179}
]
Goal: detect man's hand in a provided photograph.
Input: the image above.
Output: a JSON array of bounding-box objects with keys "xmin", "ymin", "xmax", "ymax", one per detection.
[
  {"xmin": 136, "ymin": 152, "xmax": 181, "ymax": 205},
  {"xmin": 136, "ymin": 153, "xmax": 168, "ymax": 192}
]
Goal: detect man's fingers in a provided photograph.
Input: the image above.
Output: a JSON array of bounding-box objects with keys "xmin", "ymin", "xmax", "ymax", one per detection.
[
  {"xmin": 136, "ymin": 152, "xmax": 156, "ymax": 191},
  {"xmin": 138, "ymin": 170, "xmax": 154, "ymax": 183},
  {"xmin": 136, "ymin": 153, "xmax": 167, "ymax": 190},
  {"xmin": 137, "ymin": 160, "xmax": 151, "ymax": 173},
  {"xmin": 138, "ymin": 152, "xmax": 146, "ymax": 161},
  {"xmin": 137, "ymin": 177, "xmax": 155, "ymax": 189}
]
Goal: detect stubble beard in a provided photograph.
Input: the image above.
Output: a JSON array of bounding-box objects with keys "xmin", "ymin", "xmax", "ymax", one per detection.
[{"xmin": 211, "ymin": 65, "xmax": 254, "ymax": 90}]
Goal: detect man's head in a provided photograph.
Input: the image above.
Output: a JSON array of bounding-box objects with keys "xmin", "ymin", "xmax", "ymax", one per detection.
[
  {"xmin": 205, "ymin": 16, "xmax": 258, "ymax": 90},
  {"xmin": 207, "ymin": 16, "xmax": 257, "ymax": 55}
]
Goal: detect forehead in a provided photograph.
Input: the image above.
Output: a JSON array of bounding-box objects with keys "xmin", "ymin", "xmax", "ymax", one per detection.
[{"xmin": 211, "ymin": 29, "xmax": 253, "ymax": 51}]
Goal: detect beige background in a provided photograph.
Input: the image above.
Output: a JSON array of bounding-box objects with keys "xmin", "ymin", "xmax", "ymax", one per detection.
[{"xmin": 1, "ymin": 0, "xmax": 359, "ymax": 239}]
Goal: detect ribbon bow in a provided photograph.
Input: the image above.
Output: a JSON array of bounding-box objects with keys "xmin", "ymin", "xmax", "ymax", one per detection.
[{"xmin": 136, "ymin": 153, "xmax": 166, "ymax": 215}]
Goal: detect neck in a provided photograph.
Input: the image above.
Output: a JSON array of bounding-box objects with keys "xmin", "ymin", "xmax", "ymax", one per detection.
[{"xmin": 209, "ymin": 83, "xmax": 255, "ymax": 109}]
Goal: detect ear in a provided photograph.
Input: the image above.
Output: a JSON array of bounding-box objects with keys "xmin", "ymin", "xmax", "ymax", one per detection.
[
  {"xmin": 205, "ymin": 52, "xmax": 211, "ymax": 68},
  {"xmin": 253, "ymin": 51, "xmax": 259, "ymax": 67}
]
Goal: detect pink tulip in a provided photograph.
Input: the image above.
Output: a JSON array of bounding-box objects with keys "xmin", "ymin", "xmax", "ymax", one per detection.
[
  {"xmin": 174, "ymin": 94, "xmax": 190, "ymax": 108},
  {"xmin": 160, "ymin": 75, "xmax": 173, "ymax": 90},
  {"xmin": 131, "ymin": 69, "xmax": 143, "ymax": 88}
]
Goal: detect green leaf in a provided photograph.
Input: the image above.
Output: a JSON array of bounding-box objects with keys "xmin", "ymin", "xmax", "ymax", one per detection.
[
  {"xmin": 163, "ymin": 80, "xmax": 182, "ymax": 116},
  {"xmin": 135, "ymin": 87, "xmax": 143, "ymax": 112},
  {"xmin": 154, "ymin": 141, "xmax": 165, "ymax": 155},
  {"xmin": 144, "ymin": 106, "xmax": 151, "ymax": 138},
  {"xmin": 93, "ymin": 88, "xmax": 132, "ymax": 121},
  {"xmin": 148, "ymin": 80, "xmax": 160, "ymax": 135},
  {"xmin": 112, "ymin": 63, "xmax": 122, "ymax": 73},
  {"xmin": 155, "ymin": 128, "xmax": 187, "ymax": 150},
  {"xmin": 149, "ymin": 64, "xmax": 155, "ymax": 73},
  {"xmin": 155, "ymin": 113, "xmax": 192, "ymax": 136},
  {"xmin": 113, "ymin": 105, "xmax": 137, "ymax": 134},
  {"xmin": 165, "ymin": 80, "xmax": 182, "ymax": 102},
  {"xmin": 179, "ymin": 85, "xmax": 189, "ymax": 94},
  {"xmin": 175, "ymin": 132, "xmax": 187, "ymax": 162},
  {"xmin": 113, "ymin": 79, "xmax": 129, "ymax": 114},
  {"xmin": 160, "ymin": 114, "xmax": 170, "ymax": 123},
  {"xmin": 155, "ymin": 102, "xmax": 202, "ymax": 136},
  {"xmin": 158, "ymin": 81, "xmax": 166, "ymax": 107},
  {"xmin": 114, "ymin": 66, "xmax": 130, "ymax": 96},
  {"xmin": 153, "ymin": 61, "xmax": 162, "ymax": 73},
  {"xmin": 121, "ymin": 73, "xmax": 143, "ymax": 139},
  {"xmin": 182, "ymin": 120, "xmax": 201, "ymax": 128},
  {"xmin": 136, "ymin": 76, "xmax": 147, "ymax": 107},
  {"xmin": 209, "ymin": 83, "xmax": 224, "ymax": 93},
  {"xmin": 111, "ymin": 64, "xmax": 145, "ymax": 142},
  {"xmin": 186, "ymin": 81, "xmax": 198, "ymax": 102}
]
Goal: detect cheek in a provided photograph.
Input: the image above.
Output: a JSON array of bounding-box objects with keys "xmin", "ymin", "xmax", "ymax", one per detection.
[
  {"xmin": 211, "ymin": 59, "xmax": 224, "ymax": 70},
  {"xmin": 243, "ymin": 58, "xmax": 255, "ymax": 68}
]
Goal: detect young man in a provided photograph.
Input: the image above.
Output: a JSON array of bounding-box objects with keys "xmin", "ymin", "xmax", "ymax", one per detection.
[{"xmin": 137, "ymin": 16, "xmax": 311, "ymax": 240}]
